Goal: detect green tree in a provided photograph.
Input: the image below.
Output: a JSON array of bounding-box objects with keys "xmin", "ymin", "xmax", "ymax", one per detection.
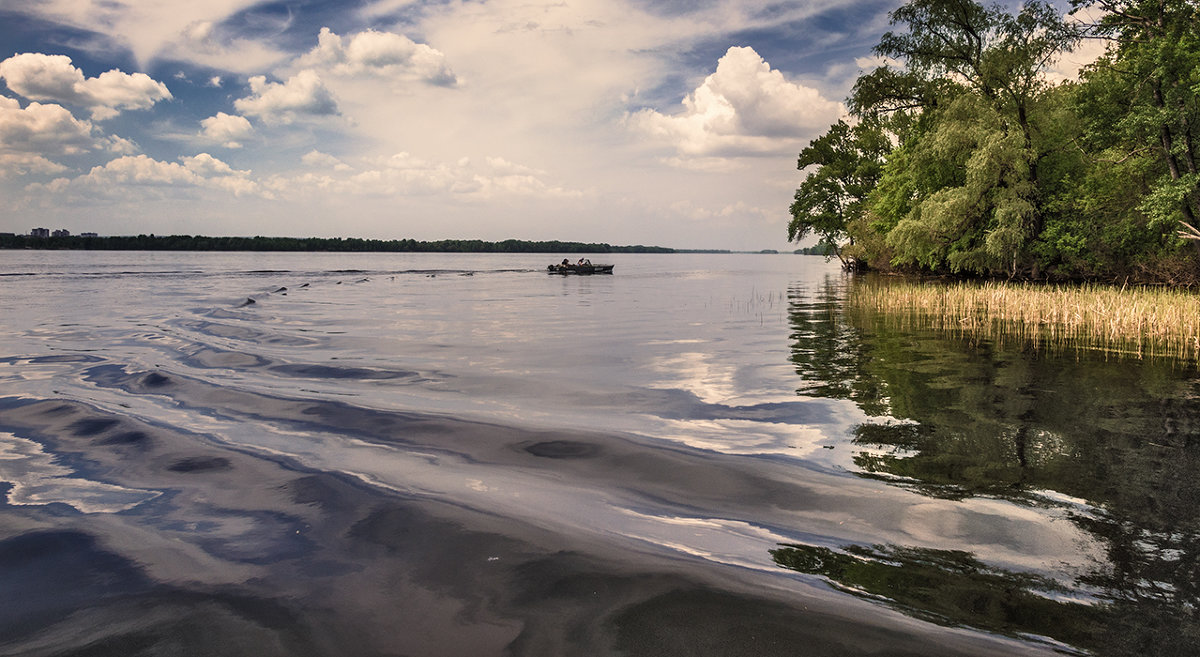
[
  {"xmin": 865, "ymin": 0, "xmax": 1079, "ymax": 275},
  {"xmin": 788, "ymin": 120, "xmax": 891, "ymax": 269},
  {"xmin": 1068, "ymin": 0, "xmax": 1200, "ymax": 279}
]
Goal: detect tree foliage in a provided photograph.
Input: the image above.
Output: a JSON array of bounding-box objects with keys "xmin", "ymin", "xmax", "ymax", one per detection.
[
  {"xmin": 788, "ymin": 0, "xmax": 1200, "ymax": 283},
  {"xmin": 788, "ymin": 119, "xmax": 890, "ymax": 268}
]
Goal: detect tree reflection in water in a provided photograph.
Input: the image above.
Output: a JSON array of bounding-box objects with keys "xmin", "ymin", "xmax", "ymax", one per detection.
[
  {"xmin": 770, "ymin": 543, "xmax": 1104, "ymax": 653},
  {"xmin": 785, "ymin": 274, "xmax": 1200, "ymax": 656}
]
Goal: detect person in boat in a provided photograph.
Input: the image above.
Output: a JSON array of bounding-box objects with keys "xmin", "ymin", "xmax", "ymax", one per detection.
[{"xmin": 561, "ymin": 258, "xmax": 570, "ymax": 267}]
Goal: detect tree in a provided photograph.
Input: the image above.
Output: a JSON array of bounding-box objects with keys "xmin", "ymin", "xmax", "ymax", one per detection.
[
  {"xmin": 788, "ymin": 120, "xmax": 890, "ymax": 269},
  {"xmin": 851, "ymin": 0, "xmax": 1080, "ymax": 275},
  {"xmin": 1072, "ymin": 0, "xmax": 1200, "ymax": 239}
]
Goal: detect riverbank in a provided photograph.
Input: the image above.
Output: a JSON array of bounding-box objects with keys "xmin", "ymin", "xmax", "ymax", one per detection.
[{"xmin": 848, "ymin": 279, "xmax": 1200, "ymax": 361}]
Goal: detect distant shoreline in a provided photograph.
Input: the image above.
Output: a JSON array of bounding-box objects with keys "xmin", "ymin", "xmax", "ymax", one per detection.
[
  {"xmin": 0, "ymin": 233, "xmax": 808, "ymax": 254},
  {"xmin": 0, "ymin": 234, "xmax": 675, "ymax": 254}
]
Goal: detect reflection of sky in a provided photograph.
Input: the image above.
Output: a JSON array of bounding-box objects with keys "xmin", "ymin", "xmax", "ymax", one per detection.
[
  {"xmin": 0, "ymin": 432, "xmax": 160, "ymax": 513},
  {"xmin": 0, "ymin": 252, "xmax": 1109, "ymax": 604}
]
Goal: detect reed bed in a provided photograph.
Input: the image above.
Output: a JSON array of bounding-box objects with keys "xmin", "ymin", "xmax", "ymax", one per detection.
[{"xmin": 847, "ymin": 280, "xmax": 1200, "ymax": 361}]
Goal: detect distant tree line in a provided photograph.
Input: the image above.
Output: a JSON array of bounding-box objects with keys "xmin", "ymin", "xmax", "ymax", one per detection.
[
  {"xmin": 0, "ymin": 233, "xmax": 674, "ymax": 254},
  {"xmin": 788, "ymin": 0, "xmax": 1200, "ymax": 284},
  {"xmin": 794, "ymin": 243, "xmax": 837, "ymax": 256}
]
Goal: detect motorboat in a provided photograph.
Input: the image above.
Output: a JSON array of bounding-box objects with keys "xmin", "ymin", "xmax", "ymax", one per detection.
[{"xmin": 547, "ymin": 262, "xmax": 614, "ymax": 275}]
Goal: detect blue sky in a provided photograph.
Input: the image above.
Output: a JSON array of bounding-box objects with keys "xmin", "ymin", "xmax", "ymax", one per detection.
[{"xmin": 0, "ymin": 0, "xmax": 1093, "ymax": 249}]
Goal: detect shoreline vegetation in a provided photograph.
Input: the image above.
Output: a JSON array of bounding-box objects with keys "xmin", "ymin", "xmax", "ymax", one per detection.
[
  {"xmin": 787, "ymin": 0, "xmax": 1200, "ymax": 286},
  {"xmin": 0, "ymin": 233, "xmax": 674, "ymax": 253},
  {"xmin": 850, "ymin": 278, "xmax": 1200, "ymax": 361}
]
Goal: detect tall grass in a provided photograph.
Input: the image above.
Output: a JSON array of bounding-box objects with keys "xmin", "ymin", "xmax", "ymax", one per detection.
[{"xmin": 848, "ymin": 279, "xmax": 1200, "ymax": 361}]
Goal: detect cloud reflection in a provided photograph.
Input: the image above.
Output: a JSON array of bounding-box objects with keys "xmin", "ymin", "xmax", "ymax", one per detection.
[{"xmin": 0, "ymin": 432, "xmax": 160, "ymax": 512}]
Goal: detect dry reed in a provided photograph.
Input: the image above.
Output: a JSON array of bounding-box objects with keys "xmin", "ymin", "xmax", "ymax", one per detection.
[{"xmin": 847, "ymin": 280, "xmax": 1200, "ymax": 361}]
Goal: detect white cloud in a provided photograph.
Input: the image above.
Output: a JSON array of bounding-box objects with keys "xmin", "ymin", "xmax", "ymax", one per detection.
[
  {"xmin": 10, "ymin": 0, "xmax": 287, "ymax": 72},
  {"xmin": 234, "ymin": 70, "xmax": 340, "ymax": 124},
  {"xmin": 0, "ymin": 96, "xmax": 96, "ymax": 155},
  {"xmin": 628, "ymin": 46, "xmax": 845, "ymax": 159},
  {"xmin": 167, "ymin": 18, "xmax": 291, "ymax": 74},
  {"xmin": 33, "ymin": 153, "xmax": 265, "ymax": 198},
  {"xmin": 0, "ymin": 153, "xmax": 68, "ymax": 178},
  {"xmin": 299, "ymin": 27, "xmax": 459, "ymax": 86},
  {"xmin": 273, "ymin": 151, "xmax": 583, "ymax": 200},
  {"xmin": 199, "ymin": 111, "xmax": 253, "ymax": 148},
  {"xmin": 0, "ymin": 53, "xmax": 171, "ymax": 120},
  {"xmin": 302, "ymin": 149, "xmax": 351, "ymax": 171}
]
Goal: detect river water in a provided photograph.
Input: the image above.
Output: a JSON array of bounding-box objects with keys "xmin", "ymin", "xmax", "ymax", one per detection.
[{"xmin": 0, "ymin": 251, "xmax": 1195, "ymax": 656}]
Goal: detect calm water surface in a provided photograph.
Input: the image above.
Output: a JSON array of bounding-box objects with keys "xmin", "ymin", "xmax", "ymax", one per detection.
[{"xmin": 0, "ymin": 251, "xmax": 1195, "ymax": 656}]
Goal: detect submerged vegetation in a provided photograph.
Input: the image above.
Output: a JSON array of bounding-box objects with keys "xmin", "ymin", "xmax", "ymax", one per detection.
[
  {"xmin": 789, "ymin": 0, "xmax": 1200, "ymax": 284},
  {"xmin": 848, "ymin": 278, "xmax": 1200, "ymax": 360}
]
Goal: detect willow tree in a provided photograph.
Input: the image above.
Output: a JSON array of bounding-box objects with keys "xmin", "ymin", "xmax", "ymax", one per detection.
[{"xmin": 851, "ymin": 0, "xmax": 1079, "ymax": 275}]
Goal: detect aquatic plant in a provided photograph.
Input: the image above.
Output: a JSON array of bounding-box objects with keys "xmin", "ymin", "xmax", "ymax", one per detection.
[{"xmin": 847, "ymin": 279, "xmax": 1200, "ymax": 361}]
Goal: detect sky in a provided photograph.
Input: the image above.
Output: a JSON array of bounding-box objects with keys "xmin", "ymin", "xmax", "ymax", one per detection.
[{"xmin": 0, "ymin": 0, "xmax": 1098, "ymax": 250}]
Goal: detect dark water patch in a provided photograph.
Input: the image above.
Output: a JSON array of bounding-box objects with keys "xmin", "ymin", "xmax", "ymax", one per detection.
[
  {"xmin": 237, "ymin": 297, "xmax": 257, "ymax": 307},
  {"xmin": 612, "ymin": 588, "xmax": 926, "ymax": 657},
  {"xmin": 69, "ymin": 417, "xmax": 120, "ymax": 436},
  {"xmin": 97, "ymin": 430, "xmax": 153, "ymax": 449},
  {"xmin": 279, "ymin": 475, "xmax": 361, "ymax": 514},
  {"xmin": 521, "ymin": 440, "xmax": 602, "ymax": 459},
  {"xmin": 167, "ymin": 456, "xmax": 232, "ymax": 473},
  {"xmin": 141, "ymin": 371, "xmax": 172, "ymax": 387},
  {"xmin": 27, "ymin": 354, "xmax": 105, "ymax": 364},
  {"xmin": 0, "ymin": 530, "xmax": 156, "ymax": 640}
]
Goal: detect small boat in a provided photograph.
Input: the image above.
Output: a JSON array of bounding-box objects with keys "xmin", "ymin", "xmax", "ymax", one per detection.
[{"xmin": 547, "ymin": 263, "xmax": 614, "ymax": 275}]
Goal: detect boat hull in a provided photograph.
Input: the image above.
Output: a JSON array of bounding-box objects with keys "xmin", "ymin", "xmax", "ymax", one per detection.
[{"xmin": 547, "ymin": 264, "xmax": 614, "ymax": 275}]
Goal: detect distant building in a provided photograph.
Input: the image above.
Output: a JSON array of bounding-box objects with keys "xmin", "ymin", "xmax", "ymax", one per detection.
[
  {"xmin": 30, "ymin": 227, "xmax": 49, "ymax": 238},
  {"xmin": 80, "ymin": 232, "xmax": 99, "ymax": 238},
  {"xmin": 51, "ymin": 229, "xmax": 70, "ymax": 237}
]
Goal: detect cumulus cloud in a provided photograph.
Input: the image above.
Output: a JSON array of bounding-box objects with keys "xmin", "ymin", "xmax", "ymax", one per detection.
[
  {"xmin": 0, "ymin": 152, "xmax": 68, "ymax": 178},
  {"xmin": 299, "ymin": 27, "xmax": 459, "ymax": 86},
  {"xmin": 0, "ymin": 53, "xmax": 171, "ymax": 120},
  {"xmin": 302, "ymin": 149, "xmax": 351, "ymax": 171},
  {"xmin": 271, "ymin": 151, "xmax": 582, "ymax": 200},
  {"xmin": 628, "ymin": 46, "xmax": 845, "ymax": 158},
  {"xmin": 234, "ymin": 70, "xmax": 340, "ymax": 124},
  {"xmin": 199, "ymin": 111, "xmax": 252, "ymax": 148},
  {"xmin": 0, "ymin": 95, "xmax": 96, "ymax": 155},
  {"xmin": 34, "ymin": 153, "xmax": 264, "ymax": 198}
]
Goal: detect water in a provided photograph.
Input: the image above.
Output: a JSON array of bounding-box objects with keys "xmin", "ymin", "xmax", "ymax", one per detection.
[{"xmin": 0, "ymin": 251, "xmax": 1195, "ymax": 656}]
